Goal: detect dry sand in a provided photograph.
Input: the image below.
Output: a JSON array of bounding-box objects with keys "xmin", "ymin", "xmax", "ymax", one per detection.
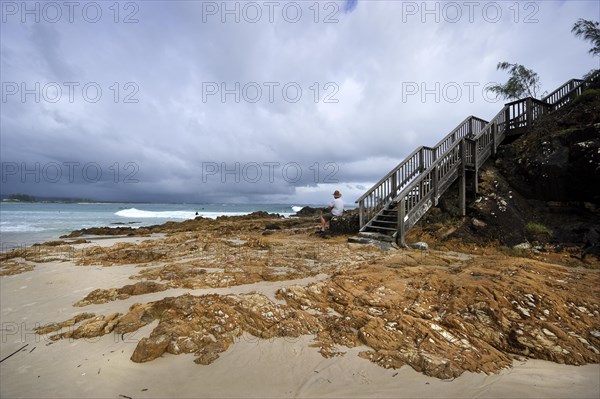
[{"xmin": 2, "ymin": 244, "xmax": 599, "ymax": 399}]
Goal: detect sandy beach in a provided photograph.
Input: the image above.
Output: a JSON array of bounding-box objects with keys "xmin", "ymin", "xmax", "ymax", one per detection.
[{"xmin": 1, "ymin": 216, "xmax": 599, "ymax": 398}]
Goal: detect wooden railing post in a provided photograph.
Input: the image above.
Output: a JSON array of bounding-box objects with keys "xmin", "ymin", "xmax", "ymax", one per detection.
[
  {"xmin": 504, "ymin": 106, "xmax": 511, "ymax": 132},
  {"xmin": 359, "ymin": 200, "xmax": 365, "ymax": 228},
  {"xmin": 397, "ymin": 198, "xmax": 406, "ymax": 247},
  {"xmin": 432, "ymin": 151, "xmax": 438, "ymax": 205},
  {"xmin": 491, "ymin": 122, "xmax": 497, "ymax": 157},
  {"xmin": 459, "ymin": 140, "xmax": 466, "ymax": 217},
  {"xmin": 526, "ymin": 98, "xmax": 533, "ymax": 127},
  {"xmin": 470, "ymin": 138, "xmax": 479, "ymax": 194},
  {"xmin": 391, "ymin": 172, "xmax": 397, "ymax": 202}
]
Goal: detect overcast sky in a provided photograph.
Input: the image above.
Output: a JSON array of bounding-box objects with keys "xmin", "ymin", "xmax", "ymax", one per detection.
[{"xmin": 1, "ymin": 0, "xmax": 598, "ymax": 204}]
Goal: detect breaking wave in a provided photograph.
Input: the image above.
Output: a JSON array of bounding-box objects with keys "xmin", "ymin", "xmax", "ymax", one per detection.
[
  {"xmin": 114, "ymin": 208, "xmax": 252, "ymax": 220},
  {"xmin": 115, "ymin": 208, "xmax": 196, "ymax": 219}
]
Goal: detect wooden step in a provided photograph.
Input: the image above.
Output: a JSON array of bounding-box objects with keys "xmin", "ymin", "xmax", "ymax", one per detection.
[
  {"xmin": 365, "ymin": 226, "xmax": 397, "ymax": 232},
  {"xmin": 372, "ymin": 220, "xmax": 397, "ymax": 225},
  {"xmin": 375, "ymin": 217, "xmax": 397, "ymax": 222}
]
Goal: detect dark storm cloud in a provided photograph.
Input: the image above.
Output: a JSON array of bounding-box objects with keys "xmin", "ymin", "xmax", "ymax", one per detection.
[{"xmin": 1, "ymin": 0, "xmax": 598, "ymax": 204}]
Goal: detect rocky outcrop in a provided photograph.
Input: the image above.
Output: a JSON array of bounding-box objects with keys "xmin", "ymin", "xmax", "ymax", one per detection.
[
  {"xmin": 491, "ymin": 86, "xmax": 600, "ymax": 254},
  {"xmin": 43, "ymin": 249, "xmax": 600, "ymax": 379},
  {"xmin": 293, "ymin": 206, "xmax": 327, "ymax": 217},
  {"xmin": 504, "ymin": 88, "xmax": 599, "ymax": 200},
  {"xmin": 36, "ymin": 313, "xmax": 120, "ymax": 341},
  {"xmin": 35, "ymin": 312, "xmax": 96, "ymax": 335},
  {"xmin": 329, "ymin": 210, "xmax": 360, "ymax": 235},
  {"xmin": 74, "ymin": 281, "xmax": 168, "ymax": 306},
  {"xmin": 76, "ymin": 293, "xmax": 321, "ymax": 364},
  {"xmin": 61, "ymin": 226, "xmax": 144, "ymax": 238},
  {"xmin": 219, "ymin": 211, "xmax": 284, "ymax": 220},
  {"xmin": 32, "ymin": 239, "xmax": 89, "ymax": 246},
  {"xmin": 278, "ymin": 254, "xmax": 600, "ymax": 378},
  {"xmin": 0, "ymin": 259, "xmax": 35, "ymax": 276},
  {"xmin": 499, "ymin": 125, "xmax": 600, "ymax": 203},
  {"xmin": 61, "ymin": 212, "xmax": 317, "ymax": 241},
  {"xmin": 75, "ymin": 242, "xmax": 168, "ymax": 266}
]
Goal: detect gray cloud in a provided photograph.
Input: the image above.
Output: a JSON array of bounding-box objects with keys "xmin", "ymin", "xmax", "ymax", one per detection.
[{"xmin": 1, "ymin": 0, "xmax": 598, "ymax": 204}]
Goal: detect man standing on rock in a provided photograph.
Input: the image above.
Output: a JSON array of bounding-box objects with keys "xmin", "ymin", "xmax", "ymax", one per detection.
[{"xmin": 320, "ymin": 190, "xmax": 344, "ymax": 233}]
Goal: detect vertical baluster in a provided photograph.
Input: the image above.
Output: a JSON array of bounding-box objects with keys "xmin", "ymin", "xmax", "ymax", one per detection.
[
  {"xmin": 397, "ymin": 198, "xmax": 406, "ymax": 246},
  {"xmin": 359, "ymin": 199, "xmax": 364, "ymax": 228},
  {"xmin": 392, "ymin": 171, "xmax": 398, "ymax": 202},
  {"xmin": 433, "ymin": 151, "xmax": 438, "ymax": 205}
]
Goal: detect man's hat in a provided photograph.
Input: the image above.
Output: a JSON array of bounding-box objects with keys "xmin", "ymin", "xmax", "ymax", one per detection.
[{"xmin": 333, "ymin": 190, "xmax": 341, "ymax": 198}]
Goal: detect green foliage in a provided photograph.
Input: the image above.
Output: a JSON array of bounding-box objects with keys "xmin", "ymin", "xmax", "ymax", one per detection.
[
  {"xmin": 573, "ymin": 88, "xmax": 600, "ymax": 105},
  {"xmin": 525, "ymin": 222, "xmax": 551, "ymax": 236},
  {"xmin": 572, "ymin": 19, "xmax": 600, "ymax": 57},
  {"xmin": 486, "ymin": 62, "xmax": 542, "ymax": 100}
]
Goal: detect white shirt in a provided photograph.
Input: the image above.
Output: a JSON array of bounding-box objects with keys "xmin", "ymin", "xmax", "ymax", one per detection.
[{"xmin": 329, "ymin": 198, "xmax": 344, "ymax": 216}]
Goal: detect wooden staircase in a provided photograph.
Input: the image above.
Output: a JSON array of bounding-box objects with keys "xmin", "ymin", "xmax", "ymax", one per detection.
[
  {"xmin": 367, "ymin": 207, "xmax": 399, "ymax": 234},
  {"xmin": 356, "ymin": 70, "xmax": 600, "ymax": 245}
]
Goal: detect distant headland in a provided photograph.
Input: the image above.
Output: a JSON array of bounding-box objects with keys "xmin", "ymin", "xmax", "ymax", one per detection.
[{"xmin": 1, "ymin": 194, "xmax": 112, "ymax": 204}]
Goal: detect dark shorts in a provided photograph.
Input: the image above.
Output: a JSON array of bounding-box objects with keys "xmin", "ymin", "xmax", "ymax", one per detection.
[{"xmin": 322, "ymin": 212, "xmax": 334, "ymax": 221}]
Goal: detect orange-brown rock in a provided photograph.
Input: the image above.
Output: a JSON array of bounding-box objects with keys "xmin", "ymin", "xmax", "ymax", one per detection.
[
  {"xmin": 35, "ymin": 312, "xmax": 96, "ymax": 335},
  {"xmin": 47, "ymin": 313, "xmax": 120, "ymax": 341},
  {"xmin": 277, "ymin": 254, "xmax": 600, "ymax": 378},
  {"xmin": 74, "ymin": 281, "xmax": 168, "ymax": 306},
  {"xmin": 131, "ymin": 335, "xmax": 170, "ymax": 363}
]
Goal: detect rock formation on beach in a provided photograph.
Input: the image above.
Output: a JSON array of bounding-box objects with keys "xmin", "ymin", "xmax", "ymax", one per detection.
[{"xmin": 18, "ymin": 211, "xmax": 599, "ymax": 379}]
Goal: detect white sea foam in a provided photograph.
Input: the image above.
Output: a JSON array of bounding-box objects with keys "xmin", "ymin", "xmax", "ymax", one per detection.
[
  {"xmin": 115, "ymin": 208, "xmax": 254, "ymax": 220},
  {"xmin": 292, "ymin": 206, "xmax": 304, "ymax": 213},
  {"xmin": 0, "ymin": 222, "xmax": 46, "ymax": 232},
  {"xmin": 197, "ymin": 212, "xmax": 251, "ymax": 219},
  {"xmin": 115, "ymin": 208, "xmax": 197, "ymax": 219}
]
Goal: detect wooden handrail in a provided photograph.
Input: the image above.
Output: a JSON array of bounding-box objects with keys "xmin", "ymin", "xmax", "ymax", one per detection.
[
  {"xmin": 356, "ymin": 115, "xmax": 482, "ymax": 203},
  {"xmin": 392, "ymin": 139, "xmax": 463, "ymax": 202},
  {"xmin": 547, "ymin": 70, "xmax": 599, "ymax": 111},
  {"xmin": 504, "ymin": 97, "xmax": 550, "ymax": 108},
  {"xmin": 542, "ymin": 79, "xmax": 582, "ymax": 104},
  {"xmin": 355, "ymin": 146, "xmax": 424, "ymax": 203}
]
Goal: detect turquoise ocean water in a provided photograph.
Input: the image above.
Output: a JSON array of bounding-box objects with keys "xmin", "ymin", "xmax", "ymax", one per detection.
[{"xmin": 0, "ymin": 202, "xmax": 310, "ymax": 251}]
